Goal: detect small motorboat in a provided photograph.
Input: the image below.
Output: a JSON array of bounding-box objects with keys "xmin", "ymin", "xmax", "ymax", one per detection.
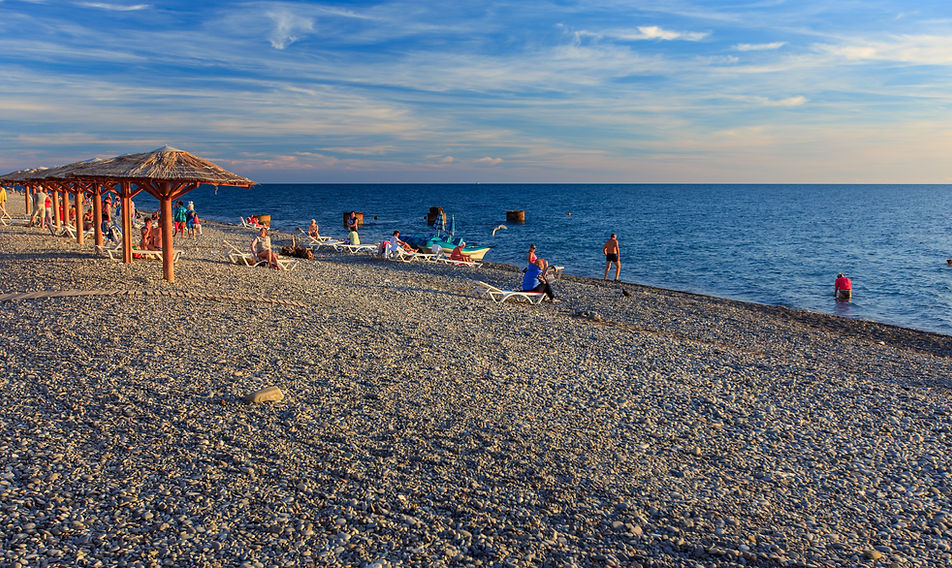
[{"xmin": 402, "ymin": 214, "xmax": 491, "ymax": 261}]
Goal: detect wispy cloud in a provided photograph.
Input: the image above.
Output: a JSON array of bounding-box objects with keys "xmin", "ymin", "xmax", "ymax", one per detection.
[
  {"xmin": 734, "ymin": 41, "xmax": 786, "ymax": 51},
  {"xmin": 266, "ymin": 8, "xmax": 314, "ymax": 49},
  {"xmin": 78, "ymin": 2, "xmax": 150, "ymax": 11},
  {"xmin": 575, "ymin": 25, "xmax": 710, "ymax": 43},
  {"xmin": 825, "ymin": 35, "xmax": 952, "ymax": 65}
]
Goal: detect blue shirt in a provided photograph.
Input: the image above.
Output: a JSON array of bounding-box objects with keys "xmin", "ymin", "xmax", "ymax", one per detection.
[{"xmin": 522, "ymin": 264, "xmax": 543, "ymax": 290}]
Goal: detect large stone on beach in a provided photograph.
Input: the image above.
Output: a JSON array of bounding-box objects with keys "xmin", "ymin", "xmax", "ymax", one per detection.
[{"xmin": 245, "ymin": 386, "xmax": 285, "ymax": 404}]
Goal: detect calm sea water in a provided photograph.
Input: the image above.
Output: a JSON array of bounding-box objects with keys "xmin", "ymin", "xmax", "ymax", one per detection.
[{"xmin": 136, "ymin": 184, "xmax": 952, "ymax": 336}]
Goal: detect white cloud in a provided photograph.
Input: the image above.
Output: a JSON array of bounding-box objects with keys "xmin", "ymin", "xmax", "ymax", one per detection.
[
  {"xmin": 267, "ymin": 8, "xmax": 314, "ymax": 49},
  {"xmin": 476, "ymin": 157, "xmax": 502, "ymax": 165},
  {"xmin": 78, "ymin": 2, "xmax": 150, "ymax": 11},
  {"xmin": 826, "ymin": 35, "xmax": 952, "ymax": 65},
  {"xmin": 734, "ymin": 42, "xmax": 786, "ymax": 52},
  {"xmin": 574, "ymin": 25, "xmax": 709, "ymax": 43}
]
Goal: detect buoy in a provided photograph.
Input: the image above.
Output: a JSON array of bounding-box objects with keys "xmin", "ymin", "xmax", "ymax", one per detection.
[{"xmin": 506, "ymin": 210, "xmax": 525, "ymax": 224}]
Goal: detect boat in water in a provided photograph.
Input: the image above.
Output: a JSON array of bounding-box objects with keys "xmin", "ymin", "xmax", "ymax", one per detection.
[{"xmin": 402, "ymin": 215, "xmax": 491, "ymax": 261}]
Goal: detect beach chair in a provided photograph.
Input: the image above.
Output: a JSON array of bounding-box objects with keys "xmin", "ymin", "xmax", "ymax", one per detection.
[
  {"xmin": 240, "ymin": 216, "xmax": 265, "ymax": 230},
  {"xmin": 295, "ymin": 227, "xmax": 331, "ymax": 247},
  {"xmin": 95, "ymin": 243, "xmax": 123, "ymax": 261},
  {"xmin": 224, "ymin": 241, "xmax": 298, "ymax": 271},
  {"xmin": 0, "ymin": 210, "xmax": 11, "ymax": 226},
  {"xmin": 435, "ymin": 254, "xmax": 483, "ymax": 268},
  {"xmin": 332, "ymin": 242, "xmax": 379, "ymax": 255},
  {"xmin": 311, "ymin": 238, "xmax": 345, "ymax": 251},
  {"xmin": 474, "ymin": 281, "xmax": 546, "ymax": 304}
]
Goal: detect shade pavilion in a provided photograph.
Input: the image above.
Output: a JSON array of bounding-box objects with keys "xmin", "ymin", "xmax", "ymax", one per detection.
[{"xmin": 4, "ymin": 146, "xmax": 255, "ymax": 282}]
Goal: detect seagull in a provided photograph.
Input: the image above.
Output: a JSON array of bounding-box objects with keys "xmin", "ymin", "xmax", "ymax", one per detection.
[{"xmin": 492, "ymin": 224, "xmax": 507, "ymax": 237}]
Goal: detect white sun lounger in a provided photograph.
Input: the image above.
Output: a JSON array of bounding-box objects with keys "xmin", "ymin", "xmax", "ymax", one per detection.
[
  {"xmin": 225, "ymin": 241, "xmax": 298, "ymax": 271},
  {"xmin": 435, "ymin": 256, "xmax": 482, "ymax": 268},
  {"xmin": 97, "ymin": 244, "xmax": 182, "ymax": 262},
  {"xmin": 332, "ymin": 242, "xmax": 379, "ymax": 254},
  {"xmin": 296, "ymin": 227, "xmax": 332, "ymax": 247},
  {"xmin": 474, "ymin": 281, "xmax": 546, "ymax": 304}
]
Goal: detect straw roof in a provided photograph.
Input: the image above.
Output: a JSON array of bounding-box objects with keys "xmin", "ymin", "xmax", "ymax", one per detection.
[
  {"xmin": 0, "ymin": 167, "xmax": 50, "ymax": 182},
  {"xmin": 59, "ymin": 146, "xmax": 255, "ymax": 187}
]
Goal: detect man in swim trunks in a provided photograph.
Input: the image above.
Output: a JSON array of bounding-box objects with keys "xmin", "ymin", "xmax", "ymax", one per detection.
[
  {"xmin": 834, "ymin": 273, "xmax": 852, "ymax": 301},
  {"xmin": 603, "ymin": 233, "xmax": 620, "ymax": 281}
]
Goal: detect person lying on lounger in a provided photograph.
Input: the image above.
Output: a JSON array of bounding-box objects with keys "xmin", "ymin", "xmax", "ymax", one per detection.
[{"xmin": 251, "ymin": 227, "xmax": 283, "ymax": 270}]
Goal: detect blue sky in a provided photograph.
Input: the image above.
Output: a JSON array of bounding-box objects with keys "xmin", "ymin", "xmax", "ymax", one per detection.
[{"xmin": 1, "ymin": 0, "xmax": 951, "ymax": 183}]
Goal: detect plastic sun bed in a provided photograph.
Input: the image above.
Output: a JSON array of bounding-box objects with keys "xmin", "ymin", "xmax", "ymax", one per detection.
[
  {"xmin": 96, "ymin": 243, "xmax": 183, "ymax": 262},
  {"xmin": 474, "ymin": 281, "xmax": 546, "ymax": 304},
  {"xmin": 224, "ymin": 241, "xmax": 298, "ymax": 271},
  {"xmin": 332, "ymin": 242, "xmax": 379, "ymax": 255}
]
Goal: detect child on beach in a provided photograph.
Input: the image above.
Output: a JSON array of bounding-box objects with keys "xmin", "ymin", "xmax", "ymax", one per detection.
[{"xmin": 185, "ymin": 201, "xmax": 200, "ymax": 238}]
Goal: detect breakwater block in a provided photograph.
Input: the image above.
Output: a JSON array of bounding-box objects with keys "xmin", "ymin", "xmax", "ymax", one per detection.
[
  {"xmin": 245, "ymin": 386, "xmax": 285, "ymax": 404},
  {"xmin": 506, "ymin": 210, "xmax": 525, "ymax": 224}
]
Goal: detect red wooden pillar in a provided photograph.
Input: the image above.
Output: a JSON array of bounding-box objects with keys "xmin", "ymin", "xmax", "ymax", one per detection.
[
  {"xmin": 121, "ymin": 182, "xmax": 133, "ymax": 264},
  {"xmin": 160, "ymin": 186, "xmax": 174, "ymax": 282},
  {"xmin": 24, "ymin": 185, "xmax": 31, "ymax": 216},
  {"xmin": 51, "ymin": 190, "xmax": 61, "ymax": 229},
  {"xmin": 93, "ymin": 185, "xmax": 103, "ymax": 247},
  {"xmin": 74, "ymin": 189, "xmax": 84, "ymax": 245}
]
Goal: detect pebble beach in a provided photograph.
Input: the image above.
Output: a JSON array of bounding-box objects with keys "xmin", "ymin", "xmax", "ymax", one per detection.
[{"xmin": 2, "ymin": 195, "xmax": 952, "ymax": 568}]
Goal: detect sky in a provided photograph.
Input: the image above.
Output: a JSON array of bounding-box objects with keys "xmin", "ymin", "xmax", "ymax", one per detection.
[{"xmin": 1, "ymin": 0, "xmax": 951, "ymax": 183}]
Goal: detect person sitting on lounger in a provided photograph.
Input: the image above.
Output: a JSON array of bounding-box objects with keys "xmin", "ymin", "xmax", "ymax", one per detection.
[
  {"xmin": 522, "ymin": 258, "xmax": 559, "ymax": 302},
  {"xmin": 308, "ymin": 219, "xmax": 320, "ymax": 238},
  {"xmin": 450, "ymin": 243, "xmax": 473, "ymax": 263},
  {"xmin": 346, "ymin": 230, "xmax": 360, "ymax": 245},
  {"xmin": 140, "ymin": 218, "xmax": 161, "ymax": 251},
  {"xmin": 384, "ymin": 230, "xmax": 410, "ymax": 258},
  {"xmin": 251, "ymin": 227, "xmax": 282, "ymax": 270}
]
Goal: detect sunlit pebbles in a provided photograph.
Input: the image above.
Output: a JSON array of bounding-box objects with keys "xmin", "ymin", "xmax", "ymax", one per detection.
[{"xmin": 1, "ymin": 196, "xmax": 951, "ymax": 567}]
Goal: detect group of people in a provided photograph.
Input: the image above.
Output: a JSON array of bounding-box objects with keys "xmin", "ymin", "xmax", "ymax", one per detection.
[{"xmin": 173, "ymin": 200, "xmax": 202, "ymax": 238}]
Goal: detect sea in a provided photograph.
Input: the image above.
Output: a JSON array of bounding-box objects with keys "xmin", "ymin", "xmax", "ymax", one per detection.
[{"xmin": 135, "ymin": 184, "xmax": 952, "ymax": 337}]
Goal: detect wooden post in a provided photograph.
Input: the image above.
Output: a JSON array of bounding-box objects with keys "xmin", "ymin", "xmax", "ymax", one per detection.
[
  {"xmin": 51, "ymin": 190, "xmax": 61, "ymax": 229},
  {"xmin": 121, "ymin": 182, "xmax": 132, "ymax": 264},
  {"xmin": 160, "ymin": 185, "xmax": 174, "ymax": 282},
  {"xmin": 93, "ymin": 185, "xmax": 103, "ymax": 247},
  {"xmin": 74, "ymin": 190, "xmax": 84, "ymax": 245},
  {"xmin": 24, "ymin": 185, "xmax": 31, "ymax": 216}
]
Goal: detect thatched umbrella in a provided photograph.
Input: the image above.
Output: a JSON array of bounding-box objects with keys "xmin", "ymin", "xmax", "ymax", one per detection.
[
  {"xmin": 0, "ymin": 167, "xmax": 50, "ymax": 217},
  {"xmin": 56, "ymin": 146, "xmax": 255, "ymax": 282}
]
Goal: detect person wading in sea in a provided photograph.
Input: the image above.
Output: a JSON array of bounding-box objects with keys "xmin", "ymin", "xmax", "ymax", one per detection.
[{"xmin": 603, "ymin": 233, "xmax": 621, "ymax": 281}]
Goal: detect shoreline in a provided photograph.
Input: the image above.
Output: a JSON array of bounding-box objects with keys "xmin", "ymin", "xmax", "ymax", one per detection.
[{"xmin": 2, "ymin": 196, "xmax": 952, "ymax": 567}]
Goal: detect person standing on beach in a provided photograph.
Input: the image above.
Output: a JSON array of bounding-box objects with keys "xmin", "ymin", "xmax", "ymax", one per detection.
[
  {"xmin": 834, "ymin": 273, "xmax": 852, "ymax": 301},
  {"xmin": 603, "ymin": 233, "xmax": 621, "ymax": 281},
  {"xmin": 0, "ymin": 186, "xmax": 7, "ymax": 215},
  {"xmin": 173, "ymin": 201, "xmax": 188, "ymax": 237},
  {"xmin": 30, "ymin": 187, "xmax": 48, "ymax": 227}
]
